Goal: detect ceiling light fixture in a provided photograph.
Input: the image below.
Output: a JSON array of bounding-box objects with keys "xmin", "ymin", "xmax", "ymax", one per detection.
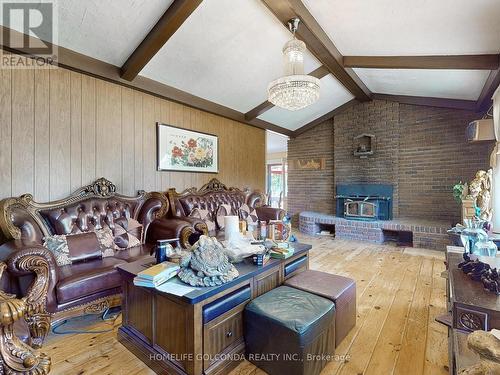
[{"xmin": 267, "ymin": 18, "xmax": 320, "ymax": 111}]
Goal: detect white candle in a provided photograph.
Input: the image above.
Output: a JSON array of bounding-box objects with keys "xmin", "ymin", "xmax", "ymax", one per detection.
[{"xmin": 224, "ymin": 216, "xmax": 240, "ymax": 242}]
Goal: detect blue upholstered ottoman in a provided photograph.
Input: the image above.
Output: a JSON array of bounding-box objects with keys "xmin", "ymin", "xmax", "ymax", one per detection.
[{"xmin": 244, "ymin": 286, "xmax": 335, "ymax": 375}]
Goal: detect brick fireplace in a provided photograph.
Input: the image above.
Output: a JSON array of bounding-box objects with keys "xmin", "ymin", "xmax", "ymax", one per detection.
[{"xmin": 287, "ymin": 99, "xmax": 493, "ymax": 227}]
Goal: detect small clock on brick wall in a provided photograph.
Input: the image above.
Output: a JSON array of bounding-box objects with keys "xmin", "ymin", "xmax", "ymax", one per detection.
[{"xmin": 354, "ymin": 133, "xmax": 375, "ymax": 158}]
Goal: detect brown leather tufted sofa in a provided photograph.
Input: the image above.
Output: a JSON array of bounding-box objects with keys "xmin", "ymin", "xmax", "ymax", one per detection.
[
  {"xmin": 0, "ymin": 178, "xmax": 192, "ymax": 348},
  {"xmin": 166, "ymin": 178, "xmax": 286, "ymax": 238}
]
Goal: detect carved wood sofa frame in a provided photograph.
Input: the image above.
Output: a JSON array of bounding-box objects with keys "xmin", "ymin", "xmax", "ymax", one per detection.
[
  {"xmin": 0, "ymin": 262, "xmax": 51, "ymax": 374},
  {"xmin": 0, "ymin": 178, "xmax": 170, "ymax": 348}
]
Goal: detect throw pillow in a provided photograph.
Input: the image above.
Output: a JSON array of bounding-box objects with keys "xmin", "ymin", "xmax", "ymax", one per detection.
[
  {"xmin": 189, "ymin": 208, "xmax": 216, "ymax": 233},
  {"xmin": 43, "ymin": 234, "xmax": 72, "ymax": 266},
  {"xmin": 215, "ymin": 204, "xmax": 236, "ymax": 230},
  {"xmin": 95, "ymin": 227, "xmax": 116, "ymax": 257},
  {"xmin": 239, "ymin": 204, "xmax": 259, "ymax": 225},
  {"xmin": 112, "ymin": 218, "xmax": 143, "ymax": 250},
  {"xmin": 43, "ymin": 231, "xmax": 105, "ymax": 266}
]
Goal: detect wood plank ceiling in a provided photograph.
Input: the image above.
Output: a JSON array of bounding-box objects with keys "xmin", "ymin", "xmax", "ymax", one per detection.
[{"xmin": 0, "ymin": 0, "xmax": 499, "ymax": 136}]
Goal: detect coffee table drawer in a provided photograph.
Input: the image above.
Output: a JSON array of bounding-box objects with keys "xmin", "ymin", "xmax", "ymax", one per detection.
[
  {"xmin": 203, "ymin": 305, "xmax": 244, "ymax": 370},
  {"xmin": 284, "ymin": 254, "xmax": 308, "ymax": 279}
]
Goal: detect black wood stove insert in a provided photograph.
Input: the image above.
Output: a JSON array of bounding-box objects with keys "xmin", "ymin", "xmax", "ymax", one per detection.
[{"xmin": 335, "ymin": 184, "xmax": 393, "ymax": 221}]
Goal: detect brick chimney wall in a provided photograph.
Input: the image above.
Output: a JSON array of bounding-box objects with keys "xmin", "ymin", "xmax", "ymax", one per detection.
[{"xmin": 287, "ymin": 99, "xmax": 493, "ymax": 226}]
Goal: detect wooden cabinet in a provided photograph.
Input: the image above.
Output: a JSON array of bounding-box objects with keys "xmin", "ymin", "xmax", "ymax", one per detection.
[
  {"xmin": 283, "ymin": 253, "xmax": 309, "ymax": 280},
  {"xmin": 203, "ymin": 304, "xmax": 245, "ymax": 373},
  {"xmin": 252, "ymin": 266, "xmax": 282, "ymax": 298},
  {"xmin": 117, "ymin": 244, "xmax": 311, "ymax": 375},
  {"xmin": 122, "ymin": 281, "xmax": 154, "ymax": 343},
  {"xmin": 444, "ymin": 248, "xmax": 498, "ymax": 374}
]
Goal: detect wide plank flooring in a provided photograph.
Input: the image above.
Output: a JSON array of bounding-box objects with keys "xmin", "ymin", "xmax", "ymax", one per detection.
[{"xmin": 43, "ymin": 235, "xmax": 449, "ymax": 375}]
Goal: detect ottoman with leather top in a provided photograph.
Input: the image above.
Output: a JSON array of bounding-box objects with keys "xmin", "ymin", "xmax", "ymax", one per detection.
[
  {"xmin": 284, "ymin": 270, "xmax": 356, "ymax": 347},
  {"xmin": 244, "ymin": 286, "xmax": 335, "ymax": 375}
]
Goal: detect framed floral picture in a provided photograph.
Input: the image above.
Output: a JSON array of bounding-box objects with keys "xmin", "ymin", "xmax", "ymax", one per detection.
[{"xmin": 157, "ymin": 123, "xmax": 219, "ymax": 173}]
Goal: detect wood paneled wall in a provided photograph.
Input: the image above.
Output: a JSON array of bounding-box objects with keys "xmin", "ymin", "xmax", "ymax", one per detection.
[{"xmin": 0, "ymin": 54, "xmax": 265, "ymax": 202}]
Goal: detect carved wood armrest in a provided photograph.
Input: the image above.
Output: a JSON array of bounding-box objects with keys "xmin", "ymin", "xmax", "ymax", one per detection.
[
  {"xmin": 6, "ymin": 247, "xmax": 56, "ymax": 348},
  {"xmin": 0, "ymin": 263, "xmax": 51, "ymax": 374},
  {"xmin": 148, "ymin": 218, "xmax": 208, "ymax": 249}
]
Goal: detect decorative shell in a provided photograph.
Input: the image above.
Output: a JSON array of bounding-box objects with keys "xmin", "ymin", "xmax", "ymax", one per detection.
[{"xmin": 178, "ymin": 236, "xmax": 239, "ymax": 287}]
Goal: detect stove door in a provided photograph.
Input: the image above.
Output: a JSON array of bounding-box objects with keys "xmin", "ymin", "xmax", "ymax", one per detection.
[
  {"xmin": 344, "ymin": 201, "xmax": 360, "ymax": 217},
  {"xmin": 360, "ymin": 202, "xmax": 376, "ymax": 218},
  {"xmin": 344, "ymin": 200, "xmax": 377, "ymax": 218}
]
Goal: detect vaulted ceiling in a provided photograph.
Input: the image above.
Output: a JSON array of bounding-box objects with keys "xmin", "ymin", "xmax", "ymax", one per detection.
[{"xmin": 2, "ymin": 0, "xmax": 500, "ymax": 136}]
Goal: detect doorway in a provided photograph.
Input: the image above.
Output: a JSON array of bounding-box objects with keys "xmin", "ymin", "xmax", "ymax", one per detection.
[{"xmin": 266, "ymin": 131, "xmax": 288, "ymax": 210}]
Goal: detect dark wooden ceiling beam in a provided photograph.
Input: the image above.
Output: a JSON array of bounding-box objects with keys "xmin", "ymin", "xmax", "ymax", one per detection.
[
  {"xmin": 1, "ymin": 26, "xmax": 293, "ymax": 136},
  {"xmin": 292, "ymin": 99, "xmax": 358, "ymax": 137},
  {"xmin": 245, "ymin": 101, "xmax": 274, "ymax": 122},
  {"xmin": 261, "ymin": 0, "xmax": 371, "ymax": 102},
  {"xmin": 244, "ymin": 65, "xmax": 329, "ymax": 121},
  {"xmin": 343, "ymin": 54, "xmax": 500, "ymax": 70},
  {"xmin": 476, "ymin": 67, "xmax": 500, "ymax": 112},
  {"xmin": 120, "ymin": 0, "xmax": 203, "ymax": 81},
  {"xmin": 372, "ymin": 93, "xmax": 477, "ymax": 111}
]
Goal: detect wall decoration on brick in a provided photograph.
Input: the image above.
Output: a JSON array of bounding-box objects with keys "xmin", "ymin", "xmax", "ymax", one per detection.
[
  {"xmin": 292, "ymin": 158, "xmax": 326, "ymax": 170},
  {"xmin": 353, "ymin": 133, "xmax": 375, "ymax": 158}
]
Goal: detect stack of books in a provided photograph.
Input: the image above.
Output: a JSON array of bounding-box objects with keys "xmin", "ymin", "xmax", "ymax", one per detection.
[
  {"xmin": 252, "ymin": 252, "xmax": 271, "ymax": 266},
  {"xmin": 133, "ymin": 262, "xmax": 180, "ymax": 288},
  {"xmin": 270, "ymin": 247, "xmax": 294, "ymax": 259}
]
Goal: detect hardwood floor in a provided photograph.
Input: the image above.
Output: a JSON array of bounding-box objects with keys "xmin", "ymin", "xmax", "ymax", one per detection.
[{"xmin": 43, "ymin": 235, "xmax": 449, "ymax": 375}]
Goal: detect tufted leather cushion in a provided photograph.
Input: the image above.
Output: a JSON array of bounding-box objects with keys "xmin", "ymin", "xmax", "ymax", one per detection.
[
  {"xmin": 39, "ymin": 198, "xmax": 139, "ymax": 236},
  {"xmin": 177, "ymin": 191, "xmax": 246, "ymax": 218}
]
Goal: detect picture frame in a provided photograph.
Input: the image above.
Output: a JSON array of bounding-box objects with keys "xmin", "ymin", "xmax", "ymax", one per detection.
[{"xmin": 157, "ymin": 123, "xmax": 219, "ymax": 173}]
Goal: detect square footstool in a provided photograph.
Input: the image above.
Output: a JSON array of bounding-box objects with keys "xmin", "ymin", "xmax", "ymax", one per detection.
[
  {"xmin": 285, "ymin": 270, "xmax": 356, "ymax": 347},
  {"xmin": 244, "ymin": 286, "xmax": 335, "ymax": 375}
]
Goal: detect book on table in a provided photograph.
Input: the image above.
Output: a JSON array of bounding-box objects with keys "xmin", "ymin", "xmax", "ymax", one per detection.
[
  {"xmin": 133, "ymin": 261, "xmax": 180, "ymax": 288},
  {"xmin": 270, "ymin": 247, "xmax": 295, "ymax": 259}
]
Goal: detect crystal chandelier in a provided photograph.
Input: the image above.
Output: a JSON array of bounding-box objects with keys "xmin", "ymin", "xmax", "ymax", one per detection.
[{"xmin": 268, "ymin": 18, "xmax": 320, "ymax": 111}]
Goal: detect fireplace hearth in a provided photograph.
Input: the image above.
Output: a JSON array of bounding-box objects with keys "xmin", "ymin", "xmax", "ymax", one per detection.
[{"xmin": 335, "ymin": 184, "xmax": 393, "ymax": 221}]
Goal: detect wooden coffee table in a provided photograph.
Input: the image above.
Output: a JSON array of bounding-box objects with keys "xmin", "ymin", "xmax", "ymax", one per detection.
[{"xmin": 116, "ymin": 243, "xmax": 311, "ymax": 375}]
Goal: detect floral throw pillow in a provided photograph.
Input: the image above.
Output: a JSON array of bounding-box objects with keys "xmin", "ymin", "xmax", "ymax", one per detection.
[
  {"xmin": 112, "ymin": 218, "xmax": 143, "ymax": 250},
  {"xmin": 216, "ymin": 204, "xmax": 236, "ymax": 230},
  {"xmin": 95, "ymin": 227, "xmax": 116, "ymax": 257},
  {"xmin": 189, "ymin": 208, "xmax": 216, "ymax": 233},
  {"xmin": 239, "ymin": 204, "xmax": 259, "ymax": 225},
  {"xmin": 43, "ymin": 230, "xmax": 115, "ymax": 265},
  {"xmin": 43, "ymin": 234, "xmax": 72, "ymax": 266}
]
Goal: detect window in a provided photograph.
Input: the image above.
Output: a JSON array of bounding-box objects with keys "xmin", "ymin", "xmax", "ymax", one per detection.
[{"xmin": 266, "ymin": 162, "xmax": 287, "ymax": 209}]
